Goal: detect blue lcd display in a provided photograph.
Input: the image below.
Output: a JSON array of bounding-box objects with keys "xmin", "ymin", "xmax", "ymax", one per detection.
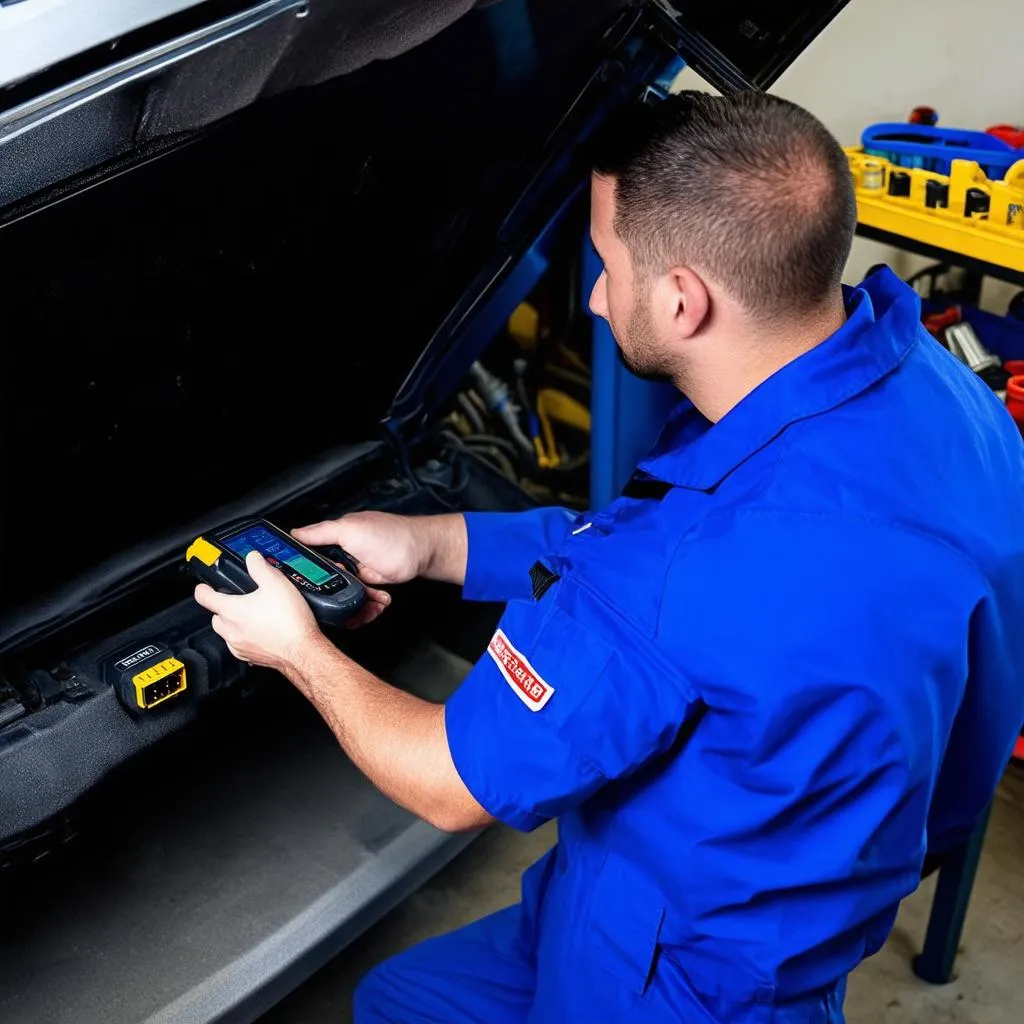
[{"xmin": 223, "ymin": 525, "xmax": 336, "ymax": 586}]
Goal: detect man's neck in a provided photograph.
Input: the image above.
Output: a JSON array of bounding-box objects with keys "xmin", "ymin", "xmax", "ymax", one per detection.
[{"xmin": 676, "ymin": 294, "xmax": 847, "ymax": 423}]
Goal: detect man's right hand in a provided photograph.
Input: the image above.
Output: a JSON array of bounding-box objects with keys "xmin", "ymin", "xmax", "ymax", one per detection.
[
  {"xmin": 291, "ymin": 512, "xmax": 468, "ymax": 627},
  {"xmin": 293, "ymin": 512, "xmax": 429, "ymax": 586}
]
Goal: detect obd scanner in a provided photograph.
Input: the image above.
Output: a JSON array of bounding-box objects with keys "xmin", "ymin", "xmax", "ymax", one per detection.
[{"xmin": 186, "ymin": 518, "xmax": 366, "ymax": 627}]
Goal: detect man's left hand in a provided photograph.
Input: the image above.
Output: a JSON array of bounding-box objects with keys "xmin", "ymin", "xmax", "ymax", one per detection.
[{"xmin": 194, "ymin": 550, "xmax": 319, "ymax": 672}]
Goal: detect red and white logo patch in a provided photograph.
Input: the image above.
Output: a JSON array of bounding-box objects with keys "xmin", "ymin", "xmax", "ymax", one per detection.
[{"xmin": 487, "ymin": 628, "xmax": 554, "ymax": 712}]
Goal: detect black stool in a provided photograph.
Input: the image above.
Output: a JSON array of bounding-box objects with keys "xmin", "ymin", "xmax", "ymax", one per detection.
[{"xmin": 913, "ymin": 801, "xmax": 994, "ymax": 984}]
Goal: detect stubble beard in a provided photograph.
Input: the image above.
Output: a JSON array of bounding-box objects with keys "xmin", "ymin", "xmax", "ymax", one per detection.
[{"xmin": 616, "ymin": 290, "xmax": 674, "ymax": 384}]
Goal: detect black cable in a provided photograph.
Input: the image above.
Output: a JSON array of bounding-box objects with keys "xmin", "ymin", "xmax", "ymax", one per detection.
[
  {"xmin": 516, "ymin": 377, "xmax": 531, "ymax": 417},
  {"xmin": 396, "ymin": 438, "xmax": 464, "ymax": 512},
  {"xmin": 462, "ymin": 433, "xmax": 520, "ymax": 458},
  {"xmin": 470, "ymin": 445, "xmax": 517, "ymax": 481},
  {"xmin": 457, "ymin": 442, "xmax": 522, "ymax": 486},
  {"xmin": 440, "ymin": 429, "xmax": 521, "ymax": 485},
  {"xmin": 439, "ymin": 429, "xmax": 470, "ymax": 454},
  {"xmin": 456, "ymin": 391, "xmax": 486, "ymax": 435},
  {"xmin": 513, "ymin": 358, "xmax": 534, "ymax": 423}
]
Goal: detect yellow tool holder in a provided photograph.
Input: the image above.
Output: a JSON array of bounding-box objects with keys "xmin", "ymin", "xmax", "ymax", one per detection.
[{"xmin": 846, "ymin": 148, "xmax": 1024, "ymax": 274}]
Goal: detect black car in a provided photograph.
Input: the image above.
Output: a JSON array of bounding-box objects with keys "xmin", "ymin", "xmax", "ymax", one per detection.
[{"xmin": 0, "ymin": 2, "xmax": 846, "ymax": 1020}]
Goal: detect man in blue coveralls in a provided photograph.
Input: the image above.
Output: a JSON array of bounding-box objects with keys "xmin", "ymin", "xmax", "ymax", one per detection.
[{"xmin": 195, "ymin": 91, "xmax": 1024, "ymax": 1022}]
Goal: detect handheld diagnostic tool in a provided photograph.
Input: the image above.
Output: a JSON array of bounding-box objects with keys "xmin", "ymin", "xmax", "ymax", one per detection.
[{"xmin": 186, "ymin": 519, "xmax": 366, "ymax": 627}]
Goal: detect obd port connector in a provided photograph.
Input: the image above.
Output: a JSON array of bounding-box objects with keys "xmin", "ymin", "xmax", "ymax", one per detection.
[
  {"xmin": 132, "ymin": 658, "xmax": 187, "ymax": 709},
  {"xmin": 103, "ymin": 642, "xmax": 188, "ymax": 714}
]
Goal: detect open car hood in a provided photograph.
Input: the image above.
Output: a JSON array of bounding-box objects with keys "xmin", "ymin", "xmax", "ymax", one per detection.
[
  {"xmin": 0, "ymin": 0, "xmax": 851, "ymax": 427},
  {"xmin": 0, "ymin": 0, "xmax": 847, "ymax": 650}
]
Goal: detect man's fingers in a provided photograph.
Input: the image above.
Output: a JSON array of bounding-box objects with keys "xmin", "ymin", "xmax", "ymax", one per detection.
[
  {"xmin": 292, "ymin": 519, "xmax": 391, "ymax": 585},
  {"xmin": 195, "ymin": 583, "xmax": 235, "ymax": 615},
  {"xmin": 355, "ymin": 565, "xmax": 387, "ymax": 585},
  {"xmin": 345, "ymin": 587, "xmax": 390, "ymax": 629},
  {"xmin": 344, "ymin": 607, "xmax": 372, "ymax": 629},
  {"xmin": 362, "ymin": 602, "xmax": 388, "ymax": 626},
  {"xmin": 346, "ymin": 603, "xmax": 384, "ymax": 629},
  {"xmin": 291, "ymin": 522, "xmax": 338, "ymax": 546},
  {"xmin": 209, "ymin": 616, "xmax": 246, "ymax": 661}
]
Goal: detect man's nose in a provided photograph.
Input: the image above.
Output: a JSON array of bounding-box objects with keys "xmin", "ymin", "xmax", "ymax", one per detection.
[{"xmin": 589, "ymin": 270, "xmax": 608, "ymax": 320}]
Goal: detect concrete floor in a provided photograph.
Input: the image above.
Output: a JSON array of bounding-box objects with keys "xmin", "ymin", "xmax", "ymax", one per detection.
[{"xmin": 263, "ymin": 766, "xmax": 1024, "ymax": 1023}]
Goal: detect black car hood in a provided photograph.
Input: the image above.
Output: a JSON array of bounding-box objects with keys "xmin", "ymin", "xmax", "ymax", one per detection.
[
  {"xmin": 0, "ymin": 0, "xmax": 849, "ymax": 431},
  {"xmin": 0, "ymin": 0, "xmax": 847, "ymax": 646}
]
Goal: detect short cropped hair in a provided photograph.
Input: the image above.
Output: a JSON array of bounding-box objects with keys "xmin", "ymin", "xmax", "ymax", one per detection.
[{"xmin": 589, "ymin": 90, "xmax": 856, "ymax": 316}]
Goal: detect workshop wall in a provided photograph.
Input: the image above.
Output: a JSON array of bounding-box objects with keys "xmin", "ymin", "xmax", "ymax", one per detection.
[{"xmin": 674, "ymin": 0, "xmax": 1024, "ymax": 312}]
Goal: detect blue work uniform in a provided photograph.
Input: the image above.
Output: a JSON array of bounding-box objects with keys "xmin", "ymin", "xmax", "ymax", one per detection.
[{"xmin": 355, "ymin": 267, "xmax": 1024, "ymax": 1023}]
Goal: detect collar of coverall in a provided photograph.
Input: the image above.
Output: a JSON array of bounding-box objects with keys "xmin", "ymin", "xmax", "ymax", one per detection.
[{"xmin": 634, "ymin": 266, "xmax": 923, "ymax": 493}]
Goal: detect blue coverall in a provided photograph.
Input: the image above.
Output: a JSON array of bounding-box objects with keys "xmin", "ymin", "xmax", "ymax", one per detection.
[{"xmin": 355, "ymin": 267, "xmax": 1024, "ymax": 1023}]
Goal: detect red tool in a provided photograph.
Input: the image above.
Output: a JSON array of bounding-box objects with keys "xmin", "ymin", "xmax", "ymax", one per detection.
[
  {"xmin": 922, "ymin": 305, "xmax": 961, "ymax": 339},
  {"xmin": 986, "ymin": 124, "xmax": 1024, "ymax": 149},
  {"xmin": 909, "ymin": 106, "xmax": 939, "ymax": 126},
  {"xmin": 1005, "ymin": 376, "xmax": 1024, "ymax": 435}
]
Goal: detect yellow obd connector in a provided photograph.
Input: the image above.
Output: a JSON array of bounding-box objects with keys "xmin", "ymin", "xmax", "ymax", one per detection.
[{"xmin": 132, "ymin": 657, "xmax": 187, "ymax": 709}]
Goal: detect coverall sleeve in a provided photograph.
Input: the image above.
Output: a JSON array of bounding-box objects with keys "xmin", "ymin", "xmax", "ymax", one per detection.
[
  {"xmin": 462, "ymin": 507, "xmax": 580, "ymax": 602},
  {"xmin": 445, "ymin": 573, "xmax": 699, "ymax": 830}
]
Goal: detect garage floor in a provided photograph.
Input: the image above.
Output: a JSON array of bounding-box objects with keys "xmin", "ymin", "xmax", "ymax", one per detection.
[{"xmin": 262, "ymin": 766, "xmax": 1024, "ymax": 1023}]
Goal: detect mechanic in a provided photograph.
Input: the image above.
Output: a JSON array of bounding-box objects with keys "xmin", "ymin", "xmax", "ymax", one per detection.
[{"xmin": 194, "ymin": 91, "xmax": 1024, "ymax": 1023}]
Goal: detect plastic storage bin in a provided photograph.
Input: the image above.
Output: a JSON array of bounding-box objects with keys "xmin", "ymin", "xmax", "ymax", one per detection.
[{"xmin": 863, "ymin": 123, "xmax": 1021, "ymax": 180}]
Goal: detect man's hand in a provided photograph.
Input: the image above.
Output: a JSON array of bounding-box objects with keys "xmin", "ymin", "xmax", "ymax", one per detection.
[
  {"xmin": 292, "ymin": 513, "xmax": 468, "ymax": 621},
  {"xmin": 291, "ymin": 512, "xmax": 423, "ymax": 628},
  {"xmin": 194, "ymin": 550, "xmax": 319, "ymax": 671},
  {"xmin": 193, "ymin": 548, "xmax": 491, "ymax": 832},
  {"xmin": 293, "ymin": 512, "xmax": 429, "ymax": 586}
]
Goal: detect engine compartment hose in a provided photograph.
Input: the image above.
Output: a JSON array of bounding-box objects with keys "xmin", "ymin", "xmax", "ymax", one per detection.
[{"xmin": 469, "ymin": 361, "xmax": 534, "ymax": 455}]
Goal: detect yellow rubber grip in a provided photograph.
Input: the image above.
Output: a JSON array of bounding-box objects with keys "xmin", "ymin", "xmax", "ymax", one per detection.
[{"xmin": 186, "ymin": 536, "xmax": 222, "ymax": 566}]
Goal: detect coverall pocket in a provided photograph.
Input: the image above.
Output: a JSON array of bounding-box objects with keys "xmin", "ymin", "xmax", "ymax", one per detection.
[
  {"xmin": 510, "ymin": 584, "xmax": 614, "ymax": 733},
  {"xmin": 657, "ymin": 944, "xmax": 779, "ymax": 1023},
  {"xmin": 585, "ymin": 852, "xmax": 666, "ymax": 997}
]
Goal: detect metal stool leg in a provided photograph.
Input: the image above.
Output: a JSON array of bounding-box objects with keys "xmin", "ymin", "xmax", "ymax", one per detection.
[{"xmin": 913, "ymin": 801, "xmax": 993, "ymax": 984}]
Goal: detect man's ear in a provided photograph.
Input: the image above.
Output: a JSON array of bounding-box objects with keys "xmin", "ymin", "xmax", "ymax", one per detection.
[{"xmin": 657, "ymin": 265, "xmax": 709, "ymax": 340}]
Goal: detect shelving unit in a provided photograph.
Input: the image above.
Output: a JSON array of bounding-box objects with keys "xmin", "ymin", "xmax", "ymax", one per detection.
[
  {"xmin": 849, "ymin": 148, "xmax": 1024, "ymax": 289},
  {"xmin": 856, "ymin": 220, "xmax": 1024, "ymax": 291}
]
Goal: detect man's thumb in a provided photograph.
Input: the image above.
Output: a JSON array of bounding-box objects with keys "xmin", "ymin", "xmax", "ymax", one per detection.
[{"xmin": 246, "ymin": 549, "xmax": 276, "ymax": 586}]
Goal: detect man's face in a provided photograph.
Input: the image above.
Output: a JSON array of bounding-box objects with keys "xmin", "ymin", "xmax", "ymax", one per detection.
[{"xmin": 588, "ymin": 174, "xmax": 673, "ymax": 382}]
